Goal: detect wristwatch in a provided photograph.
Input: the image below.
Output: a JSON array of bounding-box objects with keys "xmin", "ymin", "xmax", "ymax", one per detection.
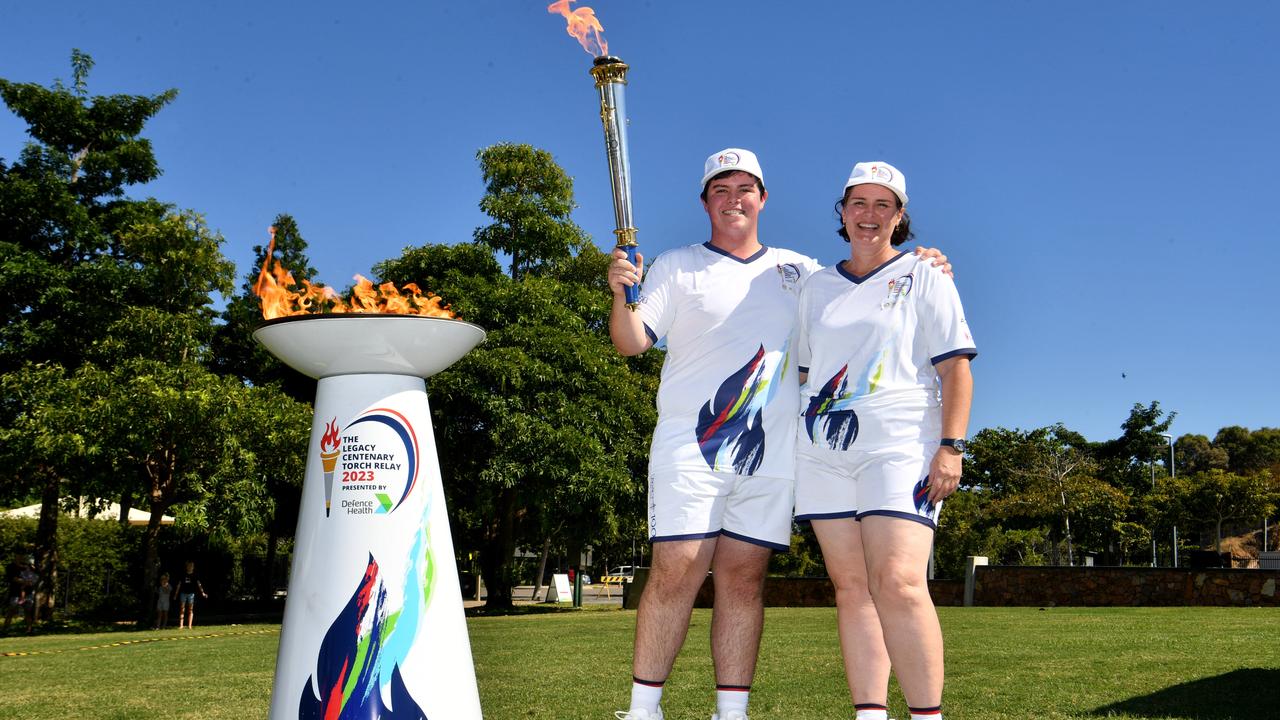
[{"xmin": 940, "ymin": 438, "xmax": 968, "ymax": 453}]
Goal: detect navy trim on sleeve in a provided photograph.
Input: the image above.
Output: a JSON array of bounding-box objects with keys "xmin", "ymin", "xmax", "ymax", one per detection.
[
  {"xmin": 643, "ymin": 323, "xmax": 658, "ymax": 345},
  {"xmin": 798, "ymin": 365, "xmax": 809, "ymax": 374},
  {"xmin": 930, "ymin": 348, "xmax": 977, "ymax": 365}
]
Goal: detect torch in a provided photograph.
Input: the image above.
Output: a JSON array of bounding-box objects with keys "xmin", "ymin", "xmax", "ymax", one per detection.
[{"xmin": 590, "ymin": 56, "xmax": 640, "ymax": 310}]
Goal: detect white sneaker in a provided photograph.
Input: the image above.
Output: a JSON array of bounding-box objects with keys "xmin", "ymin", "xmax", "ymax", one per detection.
[
  {"xmin": 615, "ymin": 710, "xmax": 663, "ymax": 720},
  {"xmin": 711, "ymin": 713, "xmax": 748, "ymax": 720}
]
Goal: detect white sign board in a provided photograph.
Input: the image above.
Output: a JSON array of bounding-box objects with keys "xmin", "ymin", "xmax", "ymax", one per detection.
[{"xmin": 548, "ymin": 573, "xmax": 573, "ymax": 602}]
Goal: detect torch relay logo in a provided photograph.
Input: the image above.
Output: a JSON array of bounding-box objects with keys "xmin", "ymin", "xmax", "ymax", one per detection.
[{"xmin": 320, "ymin": 408, "xmax": 420, "ymax": 519}]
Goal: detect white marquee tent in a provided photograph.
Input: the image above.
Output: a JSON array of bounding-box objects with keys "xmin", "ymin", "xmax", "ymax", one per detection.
[{"xmin": 0, "ymin": 500, "xmax": 175, "ymax": 526}]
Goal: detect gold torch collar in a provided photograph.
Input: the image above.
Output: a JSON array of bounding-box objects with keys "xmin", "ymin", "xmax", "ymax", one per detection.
[{"xmin": 590, "ymin": 56, "xmax": 629, "ymax": 87}]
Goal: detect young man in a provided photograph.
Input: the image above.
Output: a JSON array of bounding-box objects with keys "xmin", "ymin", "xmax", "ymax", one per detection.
[
  {"xmin": 608, "ymin": 149, "xmax": 948, "ymax": 720},
  {"xmin": 609, "ymin": 147, "xmax": 809, "ymax": 720}
]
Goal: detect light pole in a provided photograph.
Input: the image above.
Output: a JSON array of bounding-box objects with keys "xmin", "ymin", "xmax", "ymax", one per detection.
[{"xmin": 1161, "ymin": 433, "xmax": 1178, "ymax": 567}]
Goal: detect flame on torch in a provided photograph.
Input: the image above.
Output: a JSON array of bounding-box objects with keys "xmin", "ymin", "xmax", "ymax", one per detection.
[
  {"xmin": 253, "ymin": 226, "xmax": 456, "ymax": 321},
  {"xmin": 547, "ymin": 0, "xmax": 608, "ymax": 56},
  {"xmin": 320, "ymin": 418, "xmax": 341, "ymax": 454}
]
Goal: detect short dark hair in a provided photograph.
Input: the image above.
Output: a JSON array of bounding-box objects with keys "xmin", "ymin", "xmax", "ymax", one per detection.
[
  {"xmin": 834, "ymin": 190, "xmax": 914, "ymax": 246},
  {"xmin": 701, "ymin": 170, "xmax": 765, "ymax": 202}
]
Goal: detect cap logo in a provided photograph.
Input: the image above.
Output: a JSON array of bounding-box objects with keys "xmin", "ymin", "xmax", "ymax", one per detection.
[
  {"xmin": 718, "ymin": 152, "xmax": 740, "ymax": 167},
  {"xmin": 870, "ymin": 165, "xmax": 894, "ymax": 182}
]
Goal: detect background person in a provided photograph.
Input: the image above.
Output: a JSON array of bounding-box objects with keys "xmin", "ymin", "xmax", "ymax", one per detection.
[
  {"xmin": 4, "ymin": 552, "xmax": 37, "ymax": 634},
  {"xmin": 794, "ymin": 161, "xmax": 975, "ymax": 720},
  {"xmin": 174, "ymin": 560, "xmax": 208, "ymax": 629},
  {"xmin": 154, "ymin": 572, "xmax": 172, "ymax": 629}
]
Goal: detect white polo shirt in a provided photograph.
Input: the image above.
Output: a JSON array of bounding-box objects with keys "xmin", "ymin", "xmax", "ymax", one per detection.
[
  {"xmin": 637, "ymin": 242, "xmax": 821, "ymax": 479},
  {"xmin": 797, "ymin": 251, "xmax": 976, "ymax": 450}
]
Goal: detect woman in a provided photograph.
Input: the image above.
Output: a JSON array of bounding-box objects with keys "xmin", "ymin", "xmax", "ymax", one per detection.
[{"xmin": 794, "ymin": 162, "xmax": 976, "ymax": 720}]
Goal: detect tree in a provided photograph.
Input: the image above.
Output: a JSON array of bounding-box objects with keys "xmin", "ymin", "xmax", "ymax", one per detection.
[
  {"xmin": 0, "ymin": 365, "xmax": 94, "ymax": 619},
  {"xmin": 377, "ymin": 249, "xmax": 657, "ymax": 609},
  {"xmin": 0, "ymin": 50, "xmax": 178, "ymax": 371},
  {"xmin": 0, "ymin": 52, "xmax": 179, "ymax": 613},
  {"xmin": 373, "ymin": 144, "xmax": 660, "ymax": 608},
  {"xmin": 79, "ymin": 357, "xmax": 309, "ymax": 618},
  {"xmin": 1174, "ymin": 433, "xmax": 1228, "ymax": 477},
  {"xmin": 965, "ymin": 423, "xmax": 1136, "ymax": 565},
  {"xmin": 1213, "ymin": 426, "xmax": 1280, "ymax": 476},
  {"xmin": 473, "ymin": 143, "xmax": 588, "ymax": 280},
  {"xmin": 210, "ymin": 214, "xmax": 321, "ymax": 598},
  {"xmin": 1182, "ymin": 469, "xmax": 1277, "ymax": 551},
  {"xmin": 1, "ymin": 54, "xmax": 307, "ymax": 623},
  {"xmin": 1098, "ymin": 401, "xmax": 1176, "ymax": 496}
]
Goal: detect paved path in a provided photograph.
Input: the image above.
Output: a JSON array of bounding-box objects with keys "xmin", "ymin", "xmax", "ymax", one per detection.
[{"xmin": 464, "ymin": 584, "xmax": 628, "ymax": 608}]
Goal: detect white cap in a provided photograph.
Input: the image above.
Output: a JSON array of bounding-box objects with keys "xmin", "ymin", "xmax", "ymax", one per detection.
[
  {"xmin": 844, "ymin": 161, "xmax": 908, "ymax": 206},
  {"xmin": 701, "ymin": 148, "xmax": 764, "ymax": 189}
]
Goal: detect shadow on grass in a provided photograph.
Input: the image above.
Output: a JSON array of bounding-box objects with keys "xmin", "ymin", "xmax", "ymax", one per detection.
[{"xmin": 1090, "ymin": 668, "xmax": 1279, "ymax": 719}]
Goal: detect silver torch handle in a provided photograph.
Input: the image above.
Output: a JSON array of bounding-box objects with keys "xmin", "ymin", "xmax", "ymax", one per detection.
[{"xmin": 590, "ymin": 56, "xmax": 639, "ymax": 310}]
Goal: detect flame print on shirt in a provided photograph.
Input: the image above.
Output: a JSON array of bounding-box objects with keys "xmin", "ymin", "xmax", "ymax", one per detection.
[
  {"xmin": 696, "ymin": 343, "xmax": 787, "ymax": 475},
  {"xmin": 803, "ymin": 365, "xmax": 860, "ymax": 450},
  {"xmin": 298, "ymin": 519, "xmax": 437, "ymax": 718},
  {"xmin": 913, "ymin": 475, "xmax": 937, "ymax": 518},
  {"xmin": 805, "ymin": 312, "xmax": 906, "ymax": 450}
]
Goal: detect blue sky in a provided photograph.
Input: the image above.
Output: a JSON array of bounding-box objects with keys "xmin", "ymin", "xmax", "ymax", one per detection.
[{"xmin": 3, "ymin": 1, "xmax": 1276, "ymax": 443}]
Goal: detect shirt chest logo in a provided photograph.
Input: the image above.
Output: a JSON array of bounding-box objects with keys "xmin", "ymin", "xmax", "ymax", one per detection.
[
  {"xmin": 777, "ymin": 263, "xmax": 802, "ymax": 292},
  {"xmin": 882, "ymin": 273, "xmax": 914, "ymax": 308}
]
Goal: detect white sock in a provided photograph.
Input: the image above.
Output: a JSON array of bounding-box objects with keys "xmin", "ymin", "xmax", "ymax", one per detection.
[
  {"xmin": 630, "ymin": 678, "xmax": 664, "ymax": 713},
  {"xmin": 855, "ymin": 703, "xmax": 889, "ymax": 720},
  {"xmin": 716, "ymin": 685, "xmax": 750, "ymax": 716},
  {"xmin": 909, "ymin": 706, "xmax": 942, "ymax": 720}
]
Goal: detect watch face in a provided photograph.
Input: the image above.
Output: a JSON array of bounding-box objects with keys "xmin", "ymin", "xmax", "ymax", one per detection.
[{"xmin": 953, "ymin": 439, "xmax": 968, "ymax": 453}]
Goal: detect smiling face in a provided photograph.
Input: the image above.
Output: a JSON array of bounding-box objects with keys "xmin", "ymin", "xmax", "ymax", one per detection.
[
  {"xmin": 702, "ymin": 170, "xmax": 767, "ymax": 243},
  {"xmin": 841, "ymin": 183, "xmax": 903, "ymax": 251}
]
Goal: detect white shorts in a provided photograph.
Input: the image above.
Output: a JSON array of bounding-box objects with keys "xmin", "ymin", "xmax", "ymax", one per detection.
[
  {"xmin": 793, "ymin": 437, "xmax": 942, "ymax": 529},
  {"xmin": 648, "ymin": 468, "xmax": 793, "ymax": 551}
]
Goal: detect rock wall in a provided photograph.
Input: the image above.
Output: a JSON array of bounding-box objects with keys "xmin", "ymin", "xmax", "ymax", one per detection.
[
  {"xmin": 972, "ymin": 566, "xmax": 1280, "ymax": 607},
  {"xmin": 623, "ymin": 567, "xmax": 1280, "ymax": 608}
]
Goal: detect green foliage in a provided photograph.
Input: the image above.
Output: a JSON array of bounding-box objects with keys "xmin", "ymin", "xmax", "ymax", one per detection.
[
  {"xmin": 1098, "ymin": 401, "xmax": 1176, "ymax": 494},
  {"xmin": 0, "ymin": 516, "xmax": 136, "ymax": 618},
  {"xmin": 950, "ymin": 412, "xmax": 1280, "ymax": 569},
  {"xmin": 0, "ymin": 53, "xmax": 179, "ymax": 371},
  {"xmin": 1173, "ymin": 433, "xmax": 1228, "ymax": 476},
  {"xmin": 473, "ymin": 143, "xmax": 589, "ymax": 280},
  {"xmin": 769, "ymin": 524, "xmax": 825, "ymax": 577},
  {"xmin": 0, "ymin": 52, "xmax": 310, "ymax": 622},
  {"xmin": 375, "ymin": 143, "xmax": 660, "ymax": 608},
  {"xmin": 1181, "ymin": 468, "xmax": 1276, "ymax": 550}
]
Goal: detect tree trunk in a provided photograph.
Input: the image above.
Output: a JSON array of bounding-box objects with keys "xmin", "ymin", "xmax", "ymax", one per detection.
[
  {"xmin": 480, "ymin": 487, "xmax": 519, "ymax": 610},
  {"xmin": 261, "ymin": 524, "xmax": 281, "ymax": 602},
  {"xmin": 118, "ymin": 491, "xmax": 133, "ymax": 529},
  {"xmin": 34, "ymin": 470, "xmax": 61, "ymax": 624},
  {"xmin": 531, "ymin": 536, "xmax": 551, "ymax": 602},
  {"xmin": 139, "ymin": 461, "xmax": 176, "ymax": 625},
  {"xmin": 138, "ymin": 506, "xmax": 167, "ymax": 626}
]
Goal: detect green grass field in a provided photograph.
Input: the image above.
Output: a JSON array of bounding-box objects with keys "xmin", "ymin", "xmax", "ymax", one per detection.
[{"xmin": 0, "ymin": 607, "xmax": 1276, "ymax": 719}]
